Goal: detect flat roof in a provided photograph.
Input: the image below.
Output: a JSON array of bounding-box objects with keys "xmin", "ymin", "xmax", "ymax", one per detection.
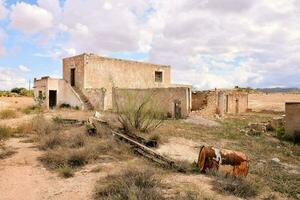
[{"xmin": 63, "ymin": 53, "xmax": 171, "ymax": 68}]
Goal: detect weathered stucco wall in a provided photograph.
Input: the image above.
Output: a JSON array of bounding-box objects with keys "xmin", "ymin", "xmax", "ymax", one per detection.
[
  {"xmin": 82, "ymin": 88, "xmax": 106, "ymax": 110},
  {"xmin": 113, "ymin": 87, "xmax": 191, "ymax": 118},
  {"xmin": 34, "ymin": 77, "xmax": 83, "ymax": 109},
  {"xmin": 84, "ymin": 54, "xmax": 171, "ymax": 110},
  {"xmin": 285, "ymin": 102, "xmax": 300, "ymax": 138},
  {"xmin": 63, "ymin": 54, "xmax": 85, "ymax": 88}
]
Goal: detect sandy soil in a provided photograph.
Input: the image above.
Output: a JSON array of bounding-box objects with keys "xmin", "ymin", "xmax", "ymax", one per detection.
[
  {"xmin": 157, "ymin": 137, "xmax": 201, "ymax": 162},
  {"xmin": 0, "ymin": 97, "xmax": 34, "ymax": 111},
  {"xmin": 0, "ymin": 137, "xmax": 122, "ymax": 200},
  {"xmin": 184, "ymin": 114, "xmax": 221, "ymax": 127},
  {"xmin": 249, "ymin": 93, "xmax": 300, "ymax": 112}
]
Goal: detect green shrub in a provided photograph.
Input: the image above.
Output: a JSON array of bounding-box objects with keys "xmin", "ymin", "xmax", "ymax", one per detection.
[{"xmin": 0, "ymin": 109, "xmax": 17, "ymax": 119}]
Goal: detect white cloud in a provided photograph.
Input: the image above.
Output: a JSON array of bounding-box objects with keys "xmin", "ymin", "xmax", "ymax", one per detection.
[
  {"xmin": 0, "ymin": 68, "xmax": 27, "ymax": 90},
  {"xmin": 18, "ymin": 65, "xmax": 31, "ymax": 72},
  {"xmin": 10, "ymin": 2, "xmax": 54, "ymax": 34},
  {"xmin": 0, "ymin": 0, "xmax": 7, "ymax": 20},
  {"xmin": 143, "ymin": 0, "xmax": 300, "ymax": 89}
]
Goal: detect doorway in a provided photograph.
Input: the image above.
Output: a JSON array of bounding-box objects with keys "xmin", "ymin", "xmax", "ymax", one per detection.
[
  {"xmin": 225, "ymin": 95, "xmax": 229, "ymax": 113},
  {"xmin": 49, "ymin": 90, "xmax": 57, "ymax": 109},
  {"xmin": 235, "ymin": 99, "xmax": 239, "ymax": 114},
  {"xmin": 70, "ymin": 68, "xmax": 75, "ymax": 86},
  {"xmin": 174, "ymin": 100, "xmax": 182, "ymax": 119}
]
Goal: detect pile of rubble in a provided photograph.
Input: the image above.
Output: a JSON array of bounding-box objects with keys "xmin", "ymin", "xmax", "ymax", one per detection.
[{"xmin": 240, "ymin": 116, "xmax": 284, "ymax": 136}]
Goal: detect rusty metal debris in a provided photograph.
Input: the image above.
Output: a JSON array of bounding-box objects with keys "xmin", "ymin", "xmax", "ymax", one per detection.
[{"xmin": 197, "ymin": 146, "xmax": 249, "ymax": 177}]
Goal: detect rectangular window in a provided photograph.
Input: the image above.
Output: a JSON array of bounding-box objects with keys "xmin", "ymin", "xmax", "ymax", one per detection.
[
  {"xmin": 155, "ymin": 71, "xmax": 163, "ymax": 82},
  {"xmin": 38, "ymin": 91, "xmax": 42, "ymax": 98}
]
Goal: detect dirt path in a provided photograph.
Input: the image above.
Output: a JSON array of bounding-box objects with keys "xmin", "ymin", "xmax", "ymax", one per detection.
[{"xmin": 0, "ymin": 138, "xmax": 109, "ymax": 200}]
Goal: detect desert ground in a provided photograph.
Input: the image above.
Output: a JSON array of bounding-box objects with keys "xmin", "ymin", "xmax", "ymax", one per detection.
[
  {"xmin": 249, "ymin": 92, "xmax": 300, "ymax": 112},
  {"xmin": 0, "ymin": 96, "xmax": 299, "ymax": 200}
]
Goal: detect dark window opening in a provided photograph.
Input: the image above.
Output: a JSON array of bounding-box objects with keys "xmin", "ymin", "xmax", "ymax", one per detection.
[
  {"xmin": 38, "ymin": 91, "xmax": 42, "ymax": 98},
  {"xmin": 155, "ymin": 71, "xmax": 163, "ymax": 82},
  {"xmin": 70, "ymin": 68, "xmax": 75, "ymax": 86}
]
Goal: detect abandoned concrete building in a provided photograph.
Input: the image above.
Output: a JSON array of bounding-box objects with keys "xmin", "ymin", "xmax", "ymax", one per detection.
[
  {"xmin": 34, "ymin": 53, "xmax": 192, "ymax": 118},
  {"xmin": 285, "ymin": 102, "xmax": 300, "ymax": 139},
  {"xmin": 192, "ymin": 89, "xmax": 248, "ymax": 117}
]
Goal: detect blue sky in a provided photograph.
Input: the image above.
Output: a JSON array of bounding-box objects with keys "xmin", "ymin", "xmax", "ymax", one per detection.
[{"xmin": 0, "ymin": 0, "xmax": 300, "ymax": 90}]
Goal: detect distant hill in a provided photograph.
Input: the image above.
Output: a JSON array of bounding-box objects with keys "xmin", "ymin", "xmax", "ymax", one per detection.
[{"xmin": 255, "ymin": 87, "xmax": 300, "ymax": 93}]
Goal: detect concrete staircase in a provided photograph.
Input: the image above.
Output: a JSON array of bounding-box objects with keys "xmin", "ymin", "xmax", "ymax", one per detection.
[{"xmin": 72, "ymin": 87, "xmax": 94, "ymax": 110}]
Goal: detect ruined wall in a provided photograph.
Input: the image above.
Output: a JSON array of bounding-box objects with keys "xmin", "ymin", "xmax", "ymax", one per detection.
[
  {"xmin": 285, "ymin": 102, "xmax": 300, "ymax": 138},
  {"xmin": 63, "ymin": 54, "xmax": 85, "ymax": 89},
  {"xmin": 192, "ymin": 90, "xmax": 248, "ymax": 117},
  {"xmin": 113, "ymin": 87, "xmax": 190, "ymax": 118},
  {"xmin": 82, "ymin": 88, "xmax": 106, "ymax": 110},
  {"xmin": 192, "ymin": 92, "xmax": 208, "ymax": 111},
  {"xmin": 225, "ymin": 92, "xmax": 248, "ymax": 114}
]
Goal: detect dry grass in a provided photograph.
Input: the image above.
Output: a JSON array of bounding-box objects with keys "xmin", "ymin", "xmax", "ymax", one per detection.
[
  {"xmin": 0, "ymin": 125, "xmax": 14, "ymax": 140},
  {"xmin": 94, "ymin": 167, "xmax": 165, "ymax": 200},
  {"xmin": 208, "ymin": 171, "xmax": 258, "ymax": 198},
  {"xmin": 0, "ymin": 145, "xmax": 17, "ymax": 159},
  {"xmin": 57, "ymin": 166, "xmax": 74, "ymax": 178},
  {"xmin": 156, "ymin": 112, "xmax": 300, "ymax": 198},
  {"xmin": 21, "ymin": 105, "xmax": 43, "ymax": 114},
  {"xmin": 0, "ymin": 109, "xmax": 17, "ymax": 119}
]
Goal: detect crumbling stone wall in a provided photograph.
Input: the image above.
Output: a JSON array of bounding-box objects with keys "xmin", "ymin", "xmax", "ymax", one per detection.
[
  {"xmin": 113, "ymin": 87, "xmax": 191, "ymax": 118},
  {"xmin": 285, "ymin": 102, "xmax": 300, "ymax": 138},
  {"xmin": 192, "ymin": 89, "xmax": 248, "ymax": 117}
]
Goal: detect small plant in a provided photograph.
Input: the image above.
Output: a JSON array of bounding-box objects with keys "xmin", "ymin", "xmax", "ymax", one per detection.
[
  {"xmin": 59, "ymin": 103, "xmax": 71, "ymax": 108},
  {"xmin": 39, "ymin": 133, "xmax": 65, "ymax": 150},
  {"xmin": 0, "ymin": 146, "xmax": 17, "ymax": 159},
  {"xmin": 69, "ymin": 133, "xmax": 86, "ymax": 148},
  {"xmin": 0, "ymin": 109, "xmax": 17, "ymax": 119},
  {"xmin": 0, "ymin": 125, "xmax": 14, "ymax": 140},
  {"xmin": 58, "ymin": 166, "xmax": 74, "ymax": 178},
  {"xmin": 34, "ymin": 92, "xmax": 46, "ymax": 107}
]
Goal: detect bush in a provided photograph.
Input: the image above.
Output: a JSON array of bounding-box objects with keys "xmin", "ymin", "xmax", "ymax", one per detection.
[
  {"xmin": 11, "ymin": 87, "xmax": 33, "ymax": 96},
  {"xmin": 114, "ymin": 91, "xmax": 164, "ymax": 133},
  {"xmin": 94, "ymin": 167, "xmax": 164, "ymax": 200},
  {"xmin": 39, "ymin": 133, "xmax": 65, "ymax": 150},
  {"xmin": 210, "ymin": 172, "xmax": 258, "ymax": 198},
  {"xmin": 0, "ymin": 126, "xmax": 14, "ymax": 140},
  {"xmin": 0, "ymin": 109, "xmax": 17, "ymax": 119},
  {"xmin": 69, "ymin": 133, "xmax": 86, "ymax": 148},
  {"xmin": 58, "ymin": 166, "xmax": 74, "ymax": 178},
  {"xmin": 40, "ymin": 148, "xmax": 91, "ymax": 169},
  {"xmin": 67, "ymin": 148, "xmax": 90, "ymax": 167},
  {"xmin": 0, "ymin": 146, "xmax": 17, "ymax": 159}
]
